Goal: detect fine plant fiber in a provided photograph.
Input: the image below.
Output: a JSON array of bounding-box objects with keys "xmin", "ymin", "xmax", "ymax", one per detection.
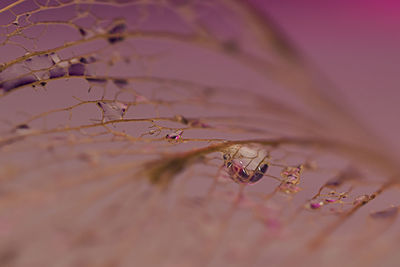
[{"xmin": 0, "ymin": 1, "xmax": 398, "ymax": 267}]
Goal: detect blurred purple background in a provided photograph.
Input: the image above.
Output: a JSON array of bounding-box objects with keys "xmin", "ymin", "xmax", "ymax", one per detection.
[{"xmin": 252, "ymin": 0, "xmax": 400, "ymax": 155}]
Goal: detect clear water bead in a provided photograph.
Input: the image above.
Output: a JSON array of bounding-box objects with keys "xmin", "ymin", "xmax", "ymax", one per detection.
[{"xmin": 223, "ymin": 145, "xmax": 269, "ymax": 184}]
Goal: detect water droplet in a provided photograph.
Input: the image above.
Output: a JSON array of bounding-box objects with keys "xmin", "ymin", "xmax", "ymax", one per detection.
[
  {"xmin": 14, "ymin": 124, "xmax": 33, "ymax": 135},
  {"xmin": 370, "ymin": 206, "xmax": 398, "ymax": 219},
  {"xmin": 353, "ymin": 195, "xmax": 370, "ymax": 206},
  {"xmin": 165, "ymin": 130, "xmax": 183, "ymax": 143},
  {"xmin": 223, "ymin": 145, "xmax": 268, "ymax": 184},
  {"xmin": 49, "ymin": 67, "xmax": 66, "ymax": 79},
  {"xmin": 306, "ymin": 201, "xmax": 324, "ymax": 210},
  {"xmin": 278, "ymin": 183, "xmax": 301, "ymax": 194},
  {"xmin": 78, "ymin": 28, "xmax": 87, "ymax": 36},
  {"xmin": 49, "ymin": 53, "xmax": 61, "ymax": 64},
  {"xmin": 68, "ymin": 63, "xmax": 85, "ymax": 76},
  {"xmin": 86, "ymin": 77, "xmax": 107, "ymax": 84},
  {"xmin": 97, "ymin": 101, "xmax": 127, "ymax": 121},
  {"xmin": 108, "ymin": 23, "xmax": 126, "ymax": 44},
  {"xmin": 0, "ymin": 76, "xmax": 38, "ymax": 92},
  {"xmin": 113, "ymin": 78, "xmax": 128, "ymax": 88}
]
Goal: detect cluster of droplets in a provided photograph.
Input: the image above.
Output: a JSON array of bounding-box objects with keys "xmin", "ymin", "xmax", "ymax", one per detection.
[
  {"xmin": 221, "ymin": 145, "xmax": 309, "ymax": 197},
  {"xmin": 0, "ymin": 52, "xmax": 102, "ymax": 94},
  {"xmin": 306, "ymin": 190, "xmax": 349, "ymax": 211},
  {"xmin": 303, "ymin": 167, "xmax": 382, "ymax": 213},
  {"xmin": 277, "ymin": 165, "xmax": 303, "ymax": 194}
]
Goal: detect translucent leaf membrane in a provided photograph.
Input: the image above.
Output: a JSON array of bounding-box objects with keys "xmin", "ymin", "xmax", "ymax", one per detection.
[{"xmin": 0, "ymin": 1, "xmax": 398, "ymax": 267}]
